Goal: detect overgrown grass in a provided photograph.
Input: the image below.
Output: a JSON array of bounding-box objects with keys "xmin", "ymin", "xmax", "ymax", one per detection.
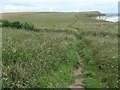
[
  {"xmin": 72, "ymin": 13, "xmax": 118, "ymax": 88},
  {"xmin": 2, "ymin": 12, "xmax": 119, "ymax": 88},
  {"xmin": 2, "ymin": 28, "xmax": 78, "ymax": 88}
]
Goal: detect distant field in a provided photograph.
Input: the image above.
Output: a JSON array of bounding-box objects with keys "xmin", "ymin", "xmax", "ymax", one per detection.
[
  {"xmin": 2, "ymin": 12, "xmax": 77, "ymax": 30},
  {"xmin": 1, "ymin": 12, "xmax": 37, "ymax": 18},
  {"xmin": 2, "ymin": 11, "xmax": 118, "ymax": 88}
]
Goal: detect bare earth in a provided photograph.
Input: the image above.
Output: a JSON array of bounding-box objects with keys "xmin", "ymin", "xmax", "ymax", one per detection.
[
  {"xmin": 69, "ymin": 54, "xmax": 84, "ymax": 89},
  {"xmin": 0, "ymin": 12, "xmax": 37, "ymax": 18}
]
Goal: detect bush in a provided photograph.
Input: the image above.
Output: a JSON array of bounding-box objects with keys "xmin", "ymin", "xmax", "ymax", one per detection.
[
  {"xmin": 2, "ymin": 20, "xmax": 11, "ymax": 27},
  {"xmin": 1, "ymin": 20, "xmax": 35, "ymax": 30},
  {"xmin": 23, "ymin": 22, "xmax": 34, "ymax": 30},
  {"xmin": 11, "ymin": 21, "xmax": 22, "ymax": 29}
]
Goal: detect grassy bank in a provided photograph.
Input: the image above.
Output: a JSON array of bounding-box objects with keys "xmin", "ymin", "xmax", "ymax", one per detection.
[
  {"xmin": 2, "ymin": 27, "xmax": 78, "ymax": 88},
  {"xmin": 72, "ymin": 13, "xmax": 118, "ymax": 88},
  {"xmin": 2, "ymin": 12, "xmax": 119, "ymax": 88}
]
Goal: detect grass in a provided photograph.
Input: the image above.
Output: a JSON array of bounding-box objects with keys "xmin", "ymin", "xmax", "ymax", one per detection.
[
  {"xmin": 3, "ymin": 12, "xmax": 76, "ymax": 30},
  {"xmin": 2, "ymin": 28, "xmax": 78, "ymax": 88},
  {"xmin": 0, "ymin": 27, "xmax": 2, "ymax": 89},
  {"xmin": 2, "ymin": 11, "xmax": 119, "ymax": 88},
  {"xmin": 72, "ymin": 13, "xmax": 118, "ymax": 88}
]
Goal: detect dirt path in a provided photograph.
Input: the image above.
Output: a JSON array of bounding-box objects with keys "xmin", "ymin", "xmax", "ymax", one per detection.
[
  {"xmin": 69, "ymin": 53, "xmax": 84, "ymax": 88},
  {"xmin": 69, "ymin": 14, "xmax": 85, "ymax": 89}
]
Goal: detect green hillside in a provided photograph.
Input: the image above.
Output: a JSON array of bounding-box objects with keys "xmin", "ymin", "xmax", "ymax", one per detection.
[{"xmin": 2, "ymin": 11, "xmax": 118, "ymax": 88}]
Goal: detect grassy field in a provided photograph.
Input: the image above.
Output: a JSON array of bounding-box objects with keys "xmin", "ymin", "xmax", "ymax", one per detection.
[
  {"xmin": 2, "ymin": 28, "xmax": 79, "ymax": 88},
  {"xmin": 71, "ymin": 13, "xmax": 118, "ymax": 88},
  {"xmin": 2, "ymin": 12, "xmax": 76, "ymax": 30},
  {"xmin": 2, "ymin": 11, "xmax": 119, "ymax": 88}
]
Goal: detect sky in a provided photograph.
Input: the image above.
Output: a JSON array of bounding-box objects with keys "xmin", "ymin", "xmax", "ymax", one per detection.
[{"xmin": 0, "ymin": 0, "xmax": 119, "ymax": 13}]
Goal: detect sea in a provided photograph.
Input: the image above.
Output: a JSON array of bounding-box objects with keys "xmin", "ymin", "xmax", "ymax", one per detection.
[{"xmin": 96, "ymin": 13, "xmax": 119, "ymax": 22}]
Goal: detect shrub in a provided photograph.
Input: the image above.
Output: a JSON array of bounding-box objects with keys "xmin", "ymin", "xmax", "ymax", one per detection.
[
  {"xmin": 2, "ymin": 20, "xmax": 11, "ymax": 27},
  {"xmin": 23, "ymin": 22, "xmax": 34, "ymax": 30},
  {"xmin": 11, "ymin": 21, "xmax": 22, "ymax": 29},
  {"xmin": 1, "ymin": 20, "xmax": 35, "ymax": 31}
]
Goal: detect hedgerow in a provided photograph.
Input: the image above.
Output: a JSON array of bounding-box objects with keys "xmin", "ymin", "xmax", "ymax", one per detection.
[{"xmin": 0, "ymin": 20, "xmax": 35, "ymax": 30}]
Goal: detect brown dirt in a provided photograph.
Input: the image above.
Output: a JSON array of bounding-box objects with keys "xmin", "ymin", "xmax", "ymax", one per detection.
[
  {"xmin": 69, "ymin": 53, "xmax": 84, "ymax": 89},
  {"xmin": 0, "ymin": 12, "xmax": 37, "ymax": 19}
]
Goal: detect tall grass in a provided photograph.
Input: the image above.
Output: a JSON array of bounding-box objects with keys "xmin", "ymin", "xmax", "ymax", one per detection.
[
  {"xmin": 2, "ymin": 28, "xmax": 78, "ymax": 88},
  {"xmin": 2, "ymin": 12, "xmax": 119, "ymax": 88},
  {"xmin": 72, "ymin": 13, "xmax": 118, "ymax": 88}
]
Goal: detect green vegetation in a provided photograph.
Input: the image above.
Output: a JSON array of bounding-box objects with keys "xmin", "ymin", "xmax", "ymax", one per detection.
[
  {"xmin": 73, "ymin": 15, "xmax": 118, "ymax": 88},
  {"xmin": 1, "ymin": 20, "xmax": 35, "ymax": 30},
  {"xmin": 2, "ymin": 28, "xmax": 78, "ymax": 88},
  {"xmin": 2, "ymin": 11, "xmax": 118, "ymax": 88}
]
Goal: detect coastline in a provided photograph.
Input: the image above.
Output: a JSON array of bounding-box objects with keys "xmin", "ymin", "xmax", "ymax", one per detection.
[{"xmin": 96, "ymin": 16, "xmax": 118, "ymax": 22}]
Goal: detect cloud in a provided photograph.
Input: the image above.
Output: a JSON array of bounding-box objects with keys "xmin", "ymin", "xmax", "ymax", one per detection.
[
  {"xmin": 1, "ymin": 0, "xmax": 119, "ymax": 13},
  {"xmin": 1, "ymin": 0, "xmax": 119, "ymax": 3}
]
